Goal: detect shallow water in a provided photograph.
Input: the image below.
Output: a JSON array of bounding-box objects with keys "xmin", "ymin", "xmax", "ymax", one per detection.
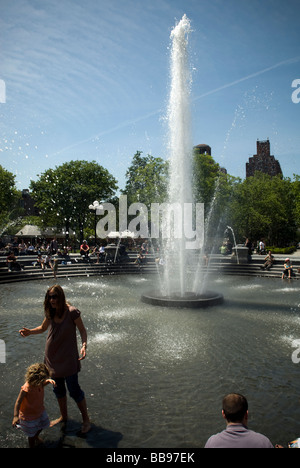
[{"xmin": 1, "ymin": 274, "xmax": 300, "ymax": 448}]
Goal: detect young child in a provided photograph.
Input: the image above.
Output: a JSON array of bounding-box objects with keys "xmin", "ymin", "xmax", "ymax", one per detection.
[
  {"xmin": 50, "ymin": 258, "xmax": 59, "ymax": 279},
  {"xmin": 282, "ymin": 258, "xmax": 293, "ymax": 279},
  {"xmin": 12, "ymin": 363, "xmax": 56, "ymax": 448}
]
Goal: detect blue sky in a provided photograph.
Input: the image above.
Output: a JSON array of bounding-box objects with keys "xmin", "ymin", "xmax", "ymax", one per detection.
[{"xmin": 0, "ymin": 0, "xmax": 299, "ymax": 193}]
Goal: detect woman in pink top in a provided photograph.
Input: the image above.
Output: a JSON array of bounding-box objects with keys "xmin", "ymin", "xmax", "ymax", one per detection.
[
  {"xmin": 12, "ymin": 363, "xmax": 56, "ymax": 448},
  {"xmin": 19, "ymin": 285, "xmax": 91, "ymax": 434}
]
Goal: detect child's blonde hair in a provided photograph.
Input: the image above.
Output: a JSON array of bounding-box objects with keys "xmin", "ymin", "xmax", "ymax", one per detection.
[{"xmin": 25, "ymin": 363, "xmax": 50, "ymax": 387}]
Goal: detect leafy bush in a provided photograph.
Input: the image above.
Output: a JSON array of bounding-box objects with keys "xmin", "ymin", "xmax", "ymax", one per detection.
[{"xmin": 266, "ymin": 246, "xmax": 296, "ymax": 255}]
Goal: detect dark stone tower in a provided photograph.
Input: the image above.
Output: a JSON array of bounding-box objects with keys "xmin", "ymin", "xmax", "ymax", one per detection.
[
  {"xmin": 246, "ymin": 139, "xmax": 282, "ymax": 178},
  {"xmin": 194, "ymin": 143, "xmax": 211, "ymax": 155}
]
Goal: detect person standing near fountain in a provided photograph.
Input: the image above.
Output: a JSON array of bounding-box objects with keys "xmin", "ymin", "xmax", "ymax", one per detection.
[
  {"xmin": 19, "ymin": 285, "xmax": 91, "ymax": 434},
  {"xmin": 12, "ymin": 363, "xmax": 56, "ymax": 448}
]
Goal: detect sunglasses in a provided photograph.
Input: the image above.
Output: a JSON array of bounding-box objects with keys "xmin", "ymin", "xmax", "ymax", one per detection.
[{"xmin": 49, "ymin": 294, "xmax": 58, "ymax": 300}]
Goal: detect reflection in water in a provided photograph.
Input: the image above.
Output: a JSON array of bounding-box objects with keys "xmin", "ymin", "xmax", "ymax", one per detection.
[{"xmin": 1, "ymin": 275, "xmax": 300, "ymax": 447}]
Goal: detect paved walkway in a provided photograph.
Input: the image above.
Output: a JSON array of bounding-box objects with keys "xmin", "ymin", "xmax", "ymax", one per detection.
[{"xmin": 291, "ymin": 249, "xmax": 300, "ymax": 257}]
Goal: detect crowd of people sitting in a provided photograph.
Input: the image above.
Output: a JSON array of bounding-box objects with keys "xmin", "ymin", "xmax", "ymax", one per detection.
[
  {"xmin": 1, "ymin": 236, "xmax": 73, "ymax": 275},
  {"xmin": 1, "ymin": 234, "xmax": 298, "ymax": 280},
  {"xmin": 1, "ymin": 235, "xmax": 151, "ymax": 274},
  {"xmin": 0, "ymin": 236, "xmax": 67, "ymax": 257}
]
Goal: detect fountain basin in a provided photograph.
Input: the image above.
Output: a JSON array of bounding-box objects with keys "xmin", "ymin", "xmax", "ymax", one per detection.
[
  {"xmin": 141, "ymin": 290, "xmax": 224, "ymax": 308},
  {"xmin": 1, "ymin": 275, "xmax": 300, "ymax": 448}
]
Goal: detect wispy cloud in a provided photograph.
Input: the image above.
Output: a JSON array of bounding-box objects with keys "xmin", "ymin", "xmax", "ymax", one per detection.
[
  {"xmin": 1, "ymin": 1, "xmax": 159, "ymax": 121},
  {"xmin": 49, "ymin": 55, "xmax": 300, "ymax": 157},
  {"xmin": 2, "ymin": 0, "xmax": 300, "ymax": 189},
  {"xmin": 193, "ymin": 56, "xmax": 300, "ymax": 101},
  {"xmin": 50, "ymin": 109, "xmax": 161, "ymax": 157}
]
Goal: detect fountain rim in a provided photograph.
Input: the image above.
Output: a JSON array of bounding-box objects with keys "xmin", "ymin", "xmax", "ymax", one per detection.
[{"xmin": 141, "ymin": 289, "xmax": 224, "ymax": 309}]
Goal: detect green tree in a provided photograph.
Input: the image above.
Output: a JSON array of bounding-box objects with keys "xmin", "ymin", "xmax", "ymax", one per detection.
[
  {"xmin": 193, "ymin": 149, "xmax": 240, "ymax": 241},
  {"xmin": 30, "ymin": 160, "xmax": 118, "ymax": 243},
  {"xmin": 122, "ymin": 151, "xmax": 169, "ymax": 207},
  {"xmin": 291, "ymin": 175, "xmax": 300, "ymax": 229},
  {"xmin": 229, "ymin": 172, "xmax": 297, "ymax": 246},
  {"xmin": 193, "ymin": 150, "xmax": 221, "ymax": 211},
  {"xmin": 0, "ymin": 165, "xmax": 19, "ymax": 232}
]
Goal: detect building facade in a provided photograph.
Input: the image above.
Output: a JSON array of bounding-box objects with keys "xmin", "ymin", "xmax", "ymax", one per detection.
[
  {"xmin": 194, "ymin": 143, "xmax": 212, "ymax": 155},
  {"xmin": 246, "ymin": 139, "xmax": 282, "ymax": 178}
]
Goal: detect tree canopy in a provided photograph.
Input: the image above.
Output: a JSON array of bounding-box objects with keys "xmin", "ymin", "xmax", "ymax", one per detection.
[
  {"xmin": 122, "ymin": 151, "xmax": 169, "ymax": 207},
  {"xmin": 30, "ymin": 160, "xmax": 118, "ymax": 243},
  {"xmin": 0, "ymin": 165, "xmax": 20, "ymax": 233},
  {"xmin": 228, "ymin": 172, "xmax": 297, "ymax": 246},
  {"xmin": 1, "ymin": 149, "xmax": 299, "ymax": 249}
]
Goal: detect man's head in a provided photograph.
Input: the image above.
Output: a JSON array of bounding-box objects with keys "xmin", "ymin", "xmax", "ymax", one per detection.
[{"xmin": 222, "ymin": 393, "xmax": 248, "ymax": 424}]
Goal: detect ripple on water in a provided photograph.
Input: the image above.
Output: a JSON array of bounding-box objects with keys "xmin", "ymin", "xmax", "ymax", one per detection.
[{"xmin": 1, "ymin": 275, "xmax": 300, "ymax": 448}]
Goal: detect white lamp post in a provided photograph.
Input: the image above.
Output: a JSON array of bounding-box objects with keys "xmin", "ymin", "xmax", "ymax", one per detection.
[{"xmin": 89, "ymin": 201, "xmax": 103, "ymax": 244}]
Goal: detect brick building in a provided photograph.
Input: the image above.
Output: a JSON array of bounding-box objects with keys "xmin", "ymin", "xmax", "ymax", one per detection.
[{"xmin": 246, "ymin": 139, "xmax": 282, "ymax": 178}]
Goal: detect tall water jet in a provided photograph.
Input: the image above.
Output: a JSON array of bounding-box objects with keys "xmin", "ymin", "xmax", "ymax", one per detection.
[
  {"xmin": 142, "ymin": 15, "xmax": 223, "ymax": 308},
  {"xmin": 164, "ymin": 15, "xmax": 193, "ymax": 297}
]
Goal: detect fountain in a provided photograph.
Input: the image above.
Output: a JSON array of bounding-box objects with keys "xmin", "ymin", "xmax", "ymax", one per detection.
[
  {"xmin": 225, "ymin": 225, "xmax": 239, "ymax": 263},
  {"xmin": 225, "ymin": 225, "xmax": 253, "ymax": 264},
  {"xmin": 1, "ymin": 275, "xmax": 300, "ymax": 447},
  {"xmin": 141, "ymin": 15, "xmax": 223, "ymax": 308},
  {"xmin": 1, "ymin": 15, "xmax": 300, "ymax": 451}
]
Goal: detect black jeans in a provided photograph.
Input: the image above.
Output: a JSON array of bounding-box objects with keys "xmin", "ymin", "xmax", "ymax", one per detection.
[{"xmin": 53, "ymin": 373, "xmax": 85, "ymax": 403}]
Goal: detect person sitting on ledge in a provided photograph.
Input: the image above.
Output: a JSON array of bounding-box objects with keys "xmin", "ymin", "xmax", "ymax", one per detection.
[
  {"xmin": 135, "ymin": 251, "xmax": 146, "ymax": 269},
  {"xmin": 80, "ymin": 240, "xmax": 90, "ymax": 261},
  {"xmin": 6, "ymin": 251, "xmax": 24, "ymax": 272},
  {"xmin": 261, "ymin": 251, "xmax": 275, "ymax": 271},
  {"xmin": 281, "ymin": 258, "xmax": 294, "ymax": 279},
  {"xmin": 204, "ymin": 393, "xmax": 280, "ymax": 448}
]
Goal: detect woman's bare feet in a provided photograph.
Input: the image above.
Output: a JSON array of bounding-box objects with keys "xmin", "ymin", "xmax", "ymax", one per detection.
[
  {"xmin": 50, "ymin": 416, "xmax": 67, "ymax": 427},
  {"xmin": 80, "ymin": 420, "xmax": 92, "ymax": 434}
]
